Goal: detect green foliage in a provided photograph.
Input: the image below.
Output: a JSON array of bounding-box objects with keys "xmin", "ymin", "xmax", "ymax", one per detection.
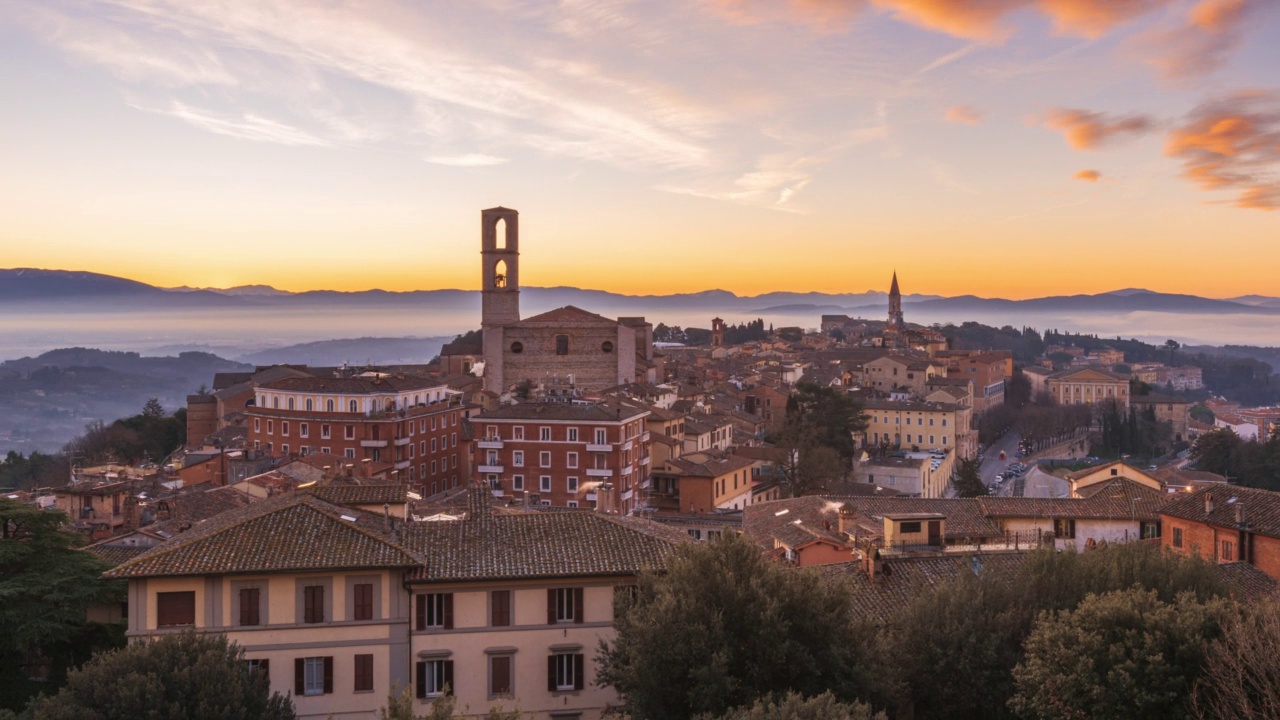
[
  {"xmin": 1190, "ymin": 429, "xmax": 1280, "ymax": 490},
  {"xmin": 62, "ymin": 399, "xmax": 186, "ymax": 464},
  {"xmin": 696, "ymin": 692, "xmax": 885, "ymax": 720},
  {"xmin": 774, "ymin": 326, "xmax": 803, "ymax": 343},
  {"xmin": 1192, "ymin": 596, "xmax": 1280, "ymax": 720},
  {"xmin": 0, "ymin": 451, "xmax": 67, "ymax": 492},
  {"xmin": 1189, "ymin": 404, "xmax": 1215, "ymax": 424},
  {"xmin": 598, "ymin": 534, "xmax": 871, "ymax": 720},
  {"xmin": 786, "ymin": 382, "xmax": 866, "ymax": 461},
  {"xmin": 1010, "ymin": 588, "xmax": 1233, "ymax": 720},
  {"xmin": 29, "ymin": 633, "xmax": 295, "ymax": 720},
  {"xmin": 952, "ymin": 458, "xmax": 988, "ymax": 497},
  {"xmin": 938, "ymin": 323, "xmax": 1044, "ymax": 363}
]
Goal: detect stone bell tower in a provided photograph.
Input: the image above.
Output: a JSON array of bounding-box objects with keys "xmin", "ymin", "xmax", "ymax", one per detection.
[{"xmin": 481, "ymin": 207, "xmax": 520, "ymax": 394}]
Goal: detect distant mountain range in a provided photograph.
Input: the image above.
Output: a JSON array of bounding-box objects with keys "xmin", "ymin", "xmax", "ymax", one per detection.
[{"xmin": 3, "ymin": 268, "xmax": 1277, "ymax": 317}]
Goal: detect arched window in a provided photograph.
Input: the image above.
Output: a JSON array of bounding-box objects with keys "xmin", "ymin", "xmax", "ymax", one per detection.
[
  {"xmin": 349, "ymin": 399, "xmax": 358, "ymax": 413},
  {"xmin": 494, "ymin": 259, "xmax": 507, "ymax": 288},
  {"xmin": 287, "ymin": 397, "xmax": 295, "ymax": 410},
  {"xmin": 272, "ymin": 396, "xmax": 279, "ymax": 409},
  {"xmin": 556, "ymin": 335, "xmax": 569, "ymax": 355},
  {"xmin": 510, "ymin": 341, "xmax": 524, "ymax": 354},
  {"xmin": 305, "ymin": 398, "xmax": 313, "ymax": 411},
  {"xmin": 601, "ymin": 341, "xmax": 614, "ymax": 354},
  {"xmin": 494, "ymin": 217, "xmax": 506, "ymax": 250},
  {"xmin": 326, "ymin": 399, "xmax": 334, "ymax": 412}
]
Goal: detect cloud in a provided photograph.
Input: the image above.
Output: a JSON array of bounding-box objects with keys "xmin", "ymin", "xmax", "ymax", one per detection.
[
  {"xmin": 1043, "ymin": 107, "xmax": 1156, "ymax": 150},
  {"xmin": 1073, "ymin": 169, "xmax": 1102, "ymax": 181},
  {"xmin": 917, "ymin": 43, "xmax": 981, "ymax": 74},
  {"xmin": 702, "ymin": 0, "xmax": 866, "ymax": 32},
  {"xmin": 1136, "ymin": 0, "xmax": 1268, "ymax": 79},
  {"xmin": 1165, "ymin": 90, "xmax": 1280, "ymax": 210},
  {"xmin": 945, "ymin": 105, "xmax": 982, "ymax": 125},
  {"xmin": 137, "ymin": 101, "xmax": 330, "ymax": 146},
  {"xmin": 424, "ymin": 154, "xmax": 508, "ymax": 167}
]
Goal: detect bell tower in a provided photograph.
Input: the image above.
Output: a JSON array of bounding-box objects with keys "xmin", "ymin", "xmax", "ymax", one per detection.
[{"xmin": 481, "ymin": 207, "xmax": 520, "ymax": 328}]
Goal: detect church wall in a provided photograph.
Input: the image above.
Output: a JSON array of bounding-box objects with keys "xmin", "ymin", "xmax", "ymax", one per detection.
[{"xmin": 500, "ymin": 324, "xmax": 635, "ymax": 392}]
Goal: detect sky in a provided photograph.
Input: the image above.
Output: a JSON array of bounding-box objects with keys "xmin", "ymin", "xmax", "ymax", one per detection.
[{"xmin": 1, "ymin": 0, "xmax": 1278, "ymax": 299}]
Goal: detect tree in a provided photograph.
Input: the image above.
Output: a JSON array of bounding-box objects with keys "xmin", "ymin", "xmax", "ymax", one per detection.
[
  {"xmin": 598, "ymin": 534, "xmax": 872, "ymax": 720},
  {"xmin": 29, "ymin": 632, "xmax": 295, "ymax": 720},
  {"xmin": 142, "ymin": 398, "xmax": 165, "ymax": 418},
  {"xmin": 697, "ymin": 692, "xmax": 885, "ymax": 720},
  {"xmin": 1190, "ymin": 428, "xmax": 1243, "ymax": 475},
  {"xmin": 952, "ymin": 458, "xmax": 988, "ymax": 497},
  {"xmin": 774, "ymin": 418, "xmax": 844, "ymax": 497},
  {"xmin": 1010, "ymin": 588, "xmax": 1233, "ymax": 720},
  {"xmin": 1192, "ymin": 597, "xmax": 1280, "ymax": 720},
  {"xmin": 0, "ymin": 499, "xmax": 125, "ymax": 712},
  {"xmin": 786, "ymin": 382, "xmax": 866, "ymax": 461}
]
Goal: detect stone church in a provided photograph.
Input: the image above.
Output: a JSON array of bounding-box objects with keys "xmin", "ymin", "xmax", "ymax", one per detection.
[{"xmin": 477, "ymin": 207, "xmax": 656, "ymax": 396}]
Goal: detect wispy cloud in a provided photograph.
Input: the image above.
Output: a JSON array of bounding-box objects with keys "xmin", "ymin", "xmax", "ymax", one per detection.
[
  {"xmin": 1135, "ymin": 0, "xmax": 1270, "ymax": 80},
  {"xmin": 917, "ymin": 43, "xmax": 981, "ymax": 74},
  {"xmin": 945, "ymin": 105, "xmax": 982, "ymax": 125},
  {"xmin": 1073, "ymin": 168, "xmax": 1102, "ymax": 181},
  {"xmin": 135, "ymin": 101, "xmax": 330, "ymax": 146},
  {"xmin": 1165, "ymin": 90, "xmax": 1280, "ymax": 210},
  {"xmin": 424, "ymin": 154, "xmax": 508, "ymax": 167},
  {"xmin": 1043, "ymin": 107, "xmax": 1156, "ymax": 150}
]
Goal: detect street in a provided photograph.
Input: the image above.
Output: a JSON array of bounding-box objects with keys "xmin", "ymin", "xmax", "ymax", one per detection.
[{"xmin": 980, "ymin": 431, "xmax": 1021, "ymax": 496}]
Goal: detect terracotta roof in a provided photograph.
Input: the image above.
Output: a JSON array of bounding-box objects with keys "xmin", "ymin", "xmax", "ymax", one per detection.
[
  {"xmin": 1160, "ymin": 485, "xmax": 1280, "ymax": 538},
  {"xmin": 402, "ymin": 510, "xmax": 684, "ymax": 582},
  {"xmin": 1217, "ymin": 562, "xmax": 1280, "ymax": 603},
  {"xmin": 820, "ymin": 553, "xmax": 1029, "ymax": 623},
  {"xmin": 260, "ymin": 375, "xmax": 447, "ymax": 394},
  {"xmin": 517, "ymin": 305, "xmax": 619, "ymax": 326},
  {"xmin": 308, "ymin": 483, "xmax": 410, "ymax": 506},
  {"xmin": 477, "ymin": 400, "xmax": 648, "ymax": 422},
  {"xmin": 84, "ymin": 543, "xmax": 151, "ymax": 567},
  {"xmin": 978, "ymin": 478, "xmax": 1165, "ymax": 520},
  {"xmin": 105, "ymin": 494, "xmax": 421, "ymax": 579}
]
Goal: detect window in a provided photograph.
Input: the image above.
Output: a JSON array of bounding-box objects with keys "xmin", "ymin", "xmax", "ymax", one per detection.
[
  {"xmin": 244, "ymin": 658, "xmax": 270, "ymax": 678},
  {"xmin": 305, "ymin": 398, "xmax": 313, "ymax": 411},
  {"xmin": 513, "ymin": 426, "xmax": 524, "ymax": 440},
  {"xmin": 1054, "ymin": 518, "xmax": 1077, "ymax": 539},
  {"xmin": 156, "ymin": 591, "xmax": 195, "ymax": 627},
  {"xmin": 345, "ymin": 424, "xmax": 355, "ymax": 440},
  {"xmin": 287, "ymin": 397, "xmax": 295, "ymax": 410},
  {"xmin": 548, "ymin": 653, "xmax": 584, "ymax": 692},
  {"xmin": 300, "ymin": 423, "xmax": 309, "ymax": 438},
  {"xmin": 567, "ymin": 427, "xmax": 578, "ymax": 442},
  {"xmin": 540, "ymin": 427, "xmax": 551, "ymax": 441},
  {"xmin": 253, "ymin": 418, "xmax": 260, "ymax": 433},
  {"xmin": 510, "ymin": 341, "xmax": 524, "ymax": 354},
  {"xmin": 282, "ymin": 421, "xmax": 290, "ymax": 436},
  {"xmin": 349, "ymin": 399, "xmax": 358, "ymax": 413},
  {"xmin": 344, "ymin": 448, "xmax": 355, "ymax": 459},
  {"xmin": 354, "ymin": 654, "xmax": 374, "ymax": 693},
  {"xmin": 566, "ymin": 452, "xmax": 578, "ymax": 468},
  {"xmin": 321, "ymin": 424, "xmax": 331, "ymax": 439},
  {"xmin": 513, "ymin": 475, "xmax": 524, "ymax": 491},
  {"xmin": 353, "ymin": 583, "xmax": 374, "ymax": 621},
  {"xmin": 303, "ymin": 585, "xmax": 325, "ymax": 624},
  {"xmin": 491, "ymin": 590, "xmax": 511, "ymax": 627},
  {"xmin": 238, "ymin": 587, "xmax": 261, "ymax": 626},
  {"xmin": 540, "ymin": 476, "xmax": 552, "ymax": 493},
  {"xmin": 540, "ymin": 451, "xmax": 551, "ymax": 468},
  {"xmin": 1222, "ymin": 540, "xmax": 1235, "ymax": 562},
  {"xmin": 567, "ymin": 476, "xmax": 579, "ymax": 493},
  {"xmin": 416, "ymin": 659, "xmax": 453, "ymax": 698},
  {"xmin": 295, "ymin": 656, "xmax": 333, "ymax": 696},
  {"xmin": 900, "ymin": 521, "xmax": 922, "ymax": 534},
  {"xmin": 555, "ymin": 335, "xmax": 569, "ymax": 355},
  {"xmin": 513, "ymin": 450, "xmax": 524, "ymax": 467},
  {"xmin": 326, "ymin": 399, "xmax": 335, "ymax": 412},
  {"xmin": 547, "ymin": 587, "xmax": 584, "ymax": 624},
  {"xmin": 595, "ymin": 429, "xmax": 607, "ymax": 445},
  {"xmin": 267, "ymin": 420, "xmax": 274, "ymax": 435},
  {"xmin": 416, "ymin": 593, "xmax": 453, "ymax": 630},
  {"xmin": 490, "ymin": 655, "xmax": 513, "ymax": 698}
]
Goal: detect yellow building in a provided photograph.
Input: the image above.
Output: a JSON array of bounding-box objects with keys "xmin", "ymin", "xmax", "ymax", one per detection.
[
  {"xmin": 1046, "ymin": 367, "xmax": 1130, "ymax": 411},
  {"xmin": 860, "ymin": 399, "xmax": 976, "ymax": 460}
]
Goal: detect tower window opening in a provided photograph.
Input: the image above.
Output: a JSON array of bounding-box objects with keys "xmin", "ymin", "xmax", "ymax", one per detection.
[
  {"xmin": 494, "ymin": 217, "xmax": 506, "ymax": 250},
  {"xmin": 556, "ymin": 335, "xmax": 569, "ymax": 356},
  {"xmin": 601, "ymin": 341, "xmax": 614, "ymax": 354},
  {"xmin": 510, "ymin": 342, "xmax": 524, "ymax": 354}
]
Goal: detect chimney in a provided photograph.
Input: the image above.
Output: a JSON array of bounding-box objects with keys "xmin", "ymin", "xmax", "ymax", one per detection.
[
  {"xmin": 837, "ymin": 503, "xmax": 857, "ymax": 535},
  {"xmin": 383, "ymin": 502, "xmax": 391, "ymax": 532},
  {"xmin": 1235, "ymin": 502, "xmax": 1245, "ymax": 526},
  {"xmin": 1205, "ymin": 492, "xmax": 1215, "ymax": 516}
]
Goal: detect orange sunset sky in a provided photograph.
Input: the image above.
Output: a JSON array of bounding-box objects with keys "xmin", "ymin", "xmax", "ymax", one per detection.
[{"xmin": 1, "ymin": 0, "xmax": 1278, "ymax": 299}]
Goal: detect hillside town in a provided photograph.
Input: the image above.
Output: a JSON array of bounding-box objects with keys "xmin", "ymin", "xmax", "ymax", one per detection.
[{"xmin": 5, "ymin": 209, "xmax": 1280, "ymax": 720}]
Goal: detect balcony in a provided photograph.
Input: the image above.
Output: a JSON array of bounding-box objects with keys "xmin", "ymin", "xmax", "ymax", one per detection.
[
  {"xmin": 586, "ymin": 468, "xmax": 613, "ymax": 478},
  {"xmin": 477, "ymin": 438, "xmax": 504, "ymax": 449},
  {"xmin": 360, "ymin": 439, "xmax": 388, "ymax": 448},
  {"xmin": 621, "ymin": 489, "xmax": 633, "ymax": 501},
  {"xmin": 394, "ymin": 460, "xmax": 411, "ymax": 470},
  {"xmin": 586, "ymin": 443, "xmax": 612, "ymax": 452},
  {"xmin": 491, "ymin": 488, "xmax": 504, "ymax": 498},
  {"xmin": 585, "ymin": 492, "xmax": 597, "ymax": 502},
  {"xmin": 478, "ymin": 464, "xmax": 504, "ymax": 474},
  {"xmin": 639, "ymin": 432, "xmax": 650, "ymax": 442},
  {"xmin": 640, "ymin": 456, "xmax": 651, "ymax": 465},
  {"xmin": 394, "ymin": 437, "xmax": 411, "ymax": 447}
]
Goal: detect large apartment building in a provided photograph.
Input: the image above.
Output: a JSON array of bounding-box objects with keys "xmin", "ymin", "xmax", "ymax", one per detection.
[
  {"xmin": 1046, "ymin": 367, "xmax": 1131, "ymax": 411},
  {"xmin": 244, "ymin": 376, "xmax": 469, "ymax": 496},
  {"xmin": 859, "ymin": 399, "xmax": 976, "ymax": 460},
  {"xmin": 104, "ymin": 489, "xmax": 684, "ymax": 720},
  {"xmin": 470, "ymin": 401, "xmax": 651, "ymax": 514}
]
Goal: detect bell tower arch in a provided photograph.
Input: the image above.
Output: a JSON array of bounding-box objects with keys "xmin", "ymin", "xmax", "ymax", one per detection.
[{"xmin": 481, "ymin": 207, "xmax": 520, "ymax": 328}]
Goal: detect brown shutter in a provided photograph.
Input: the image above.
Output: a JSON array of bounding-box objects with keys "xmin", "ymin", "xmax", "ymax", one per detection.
[
  {"xmin": 259, "ymin": 658, "xmax": 269, "ymax": 679},
  {"xmin": 415, "ymin": 594, "xmax": 425, "ymax": 631},
  {"xmin": 492, "ymin": 591, "xmax": 510, "ymax": 627},
  {"xmin": 547, "ymin": 655, "xmax": 558, "ymax": 692},
  {"xmin": 547, "ymin": 588, "xmax": 557, "ymax": 624},
  {"xmin": 294, "ymin": 658, "xmax": 305, "ymax": 696},
  {"xmin": 573, "ymin": 653, "xmax": 584, "ymax": 690},
  {"xmin": 323, "ymin": 656, "xmax": 333, "ymax": 694},
  {"xmin": 574, "ymin": 588, "xmax": 584, "ymax": 623},
  {"xmin": 491, "ymin": 656, "xmax": 510, "ymax": 696},
  {"xmin": 443, "ymin": 660, "xmax": 454, "ymax": 696},
  {"xmin": 443, "ymin": 593, "xmax": 454, "ymax": 630},
  {"xmin": 415, "ymin": 662, "xmax": 426, "ymax": 699}
]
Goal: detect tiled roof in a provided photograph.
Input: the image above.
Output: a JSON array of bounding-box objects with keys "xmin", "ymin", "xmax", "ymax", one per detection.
[
  {"xmin": 1217, "ymin": 562, "xmax": 1280, "ymax": 603},
  {"xmin": 819, "ymin": 553, "xmax": 1029, "ymax": 623},
  {"xmin": 1160, "ymin": 485, "xmax": 1280, "ymax": 538},
  {"xmin": 84, "ymin": 543, "xmax": 151, "ymax": 567},
  {"xmin": 402, "ymin": 510, "xmax": 684, "ymax": 582},
  {"xmin": 978, "ymin": 478, "xmax": 1165, "ymax": 520},
  {"xmin": 104, "ymin": 494, "xmax": 421, "ymax": 579},
  {"xmin": 517, "ymin": 305, "xmax": 619, "ymax": 326},
  {"xmin": 308, "ymin": 483, "xmax": 409, "ymax": 506},
  {"xmin": 260, "ymin": 375, "xmax": 446, "ymax": 394},
  {"xmin": 477, "ymin": 400, "xmax": 647, "ymax": 422}
]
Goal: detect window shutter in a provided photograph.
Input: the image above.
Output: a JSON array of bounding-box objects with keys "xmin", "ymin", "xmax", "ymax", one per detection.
[
  {"xmin": 294, "ymin": 658, "xmax": 305, "ymax": 696},
  {"xmin": 443, "ymin": 660, "xmax": 454, "ymax": 696},
  {"xmin": 547, "ymin": 655, "xmax": 557, "ymax": 692},
  {"xmin": 443, "ymin": 593, "xmax": 454, "ymax": 630},
  {"xmin": 573, "ymin": 653, "xmax": 584, "ymax": 690},
  {"xmin": 415, "ymin": 662, "xmax": 426, "ymax": 699},
  {"xmin": 323, "ymin": 656, "xmax": 333, "ymax": 694},
  {"xmin": 547, "ymin": 588, "xmax": 557, "ymax": 624},
  {"xmin": 574, "ymin": 588, "xmax": 584, "ymax": 623},
  {"xmin": 415, "ymin": 594, "xmax": 425, "ymax": 631},
  {"xmin": 491, "ymin": 656, "xmax": 510, "ymax": 696},
  {"xmin": 259, "ymin": 659, "xmax": 270, "ymax": 679}
]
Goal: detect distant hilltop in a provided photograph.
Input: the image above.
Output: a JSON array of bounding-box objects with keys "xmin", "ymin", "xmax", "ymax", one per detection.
[{"xmin": 1, "ymin": 268, "xmax": 1278, "ymax": 318}]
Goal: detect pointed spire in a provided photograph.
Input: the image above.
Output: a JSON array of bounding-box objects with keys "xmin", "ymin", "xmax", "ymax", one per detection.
[{"xmin": 889, "ymin": 271, "xmax": 900, "ymax": 297}]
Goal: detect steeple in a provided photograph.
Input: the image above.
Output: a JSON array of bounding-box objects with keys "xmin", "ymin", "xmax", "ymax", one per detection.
[
  {"xmin": 887, "ymin": 271, "xmax": 904, "ymax": 329},
  {"xmin": 889, "ymin": 271, "xmax": 900, "ymax": 298}
]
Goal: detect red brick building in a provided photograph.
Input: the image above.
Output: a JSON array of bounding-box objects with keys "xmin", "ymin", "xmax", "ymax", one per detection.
[
  {"xmin": 245, "ymin": 376, "xmax": 470, "ymax": 497},
  {"xmin": 469, "ymin": 401, "xmax": 651, "ymax": 513},
  {"xmin": 1161, "ymin": 485, "xmax": 1280, "ymax": 580}
]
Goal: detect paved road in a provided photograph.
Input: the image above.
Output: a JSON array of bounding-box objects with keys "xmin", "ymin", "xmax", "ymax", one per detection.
[{"xmin": 980, "ymin": 431, "xmax": 1022, "ymax": 495}]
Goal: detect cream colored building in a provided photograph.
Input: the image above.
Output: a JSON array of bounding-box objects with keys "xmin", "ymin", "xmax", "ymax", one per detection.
[
  {"xmin": 105, "ymin": 490, "xmax": 682, "ymax": 720},
  {"xmin": 1046, "ymin": 367, "xmax": 1130, "ymax": 411},
  {"xmin": 859, "ymin": 399, "xmax": 976, "ymax": 460},
  {"xmin": 861, "ymin": 355, "xmax": 945, "ymax": 396}
]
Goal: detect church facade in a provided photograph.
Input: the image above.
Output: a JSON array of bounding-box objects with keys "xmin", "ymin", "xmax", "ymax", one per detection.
[{"xmin": 477, "ymin": 207, "xmax": 654, "ymax": 395}]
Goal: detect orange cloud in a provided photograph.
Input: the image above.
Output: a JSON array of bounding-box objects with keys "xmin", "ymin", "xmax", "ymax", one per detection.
[
  {"xmin": 701, "ymin": 0, "xmax": 865, "ymax": 31},
  {"xmin": 1043, "ymin": 108, "xmax": 1156, "ymax": 150},
  {"xmin": 1165, "ymin": 90, "xmax": 1280, "ymax": 210},
  {"xmin": 945, "ymin": 105, "xmax": 982, "ymax": 125},
  {"xmin": 1038, "ymin": 0, "xmax": 1175, "ymax": 37},
  {"xmin": 1074, "ymin": 169, "xmax": 1102, "ymax": 181},
  {"xmin": 1137, "ymin": 0, "xmax": 1268, "ymax": 78}
]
